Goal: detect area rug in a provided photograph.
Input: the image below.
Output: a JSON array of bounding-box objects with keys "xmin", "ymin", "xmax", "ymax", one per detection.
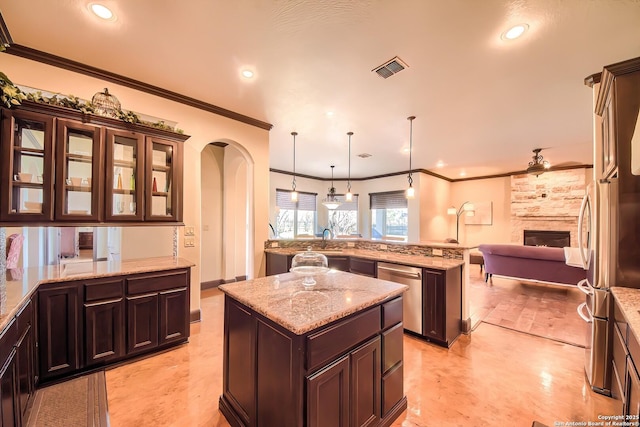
[
  {"xmin": 479, "ymin": 279, "xmax": 586, "ymax": 348},
  {"xmin": 26, "ymin": 371, "xmax": 109, "ymax": 427}
]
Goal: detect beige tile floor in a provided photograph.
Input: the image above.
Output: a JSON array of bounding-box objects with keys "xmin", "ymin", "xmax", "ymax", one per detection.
[{"xmin": 106, "ymin": 273, "xmax": 615, "ymax": 427}]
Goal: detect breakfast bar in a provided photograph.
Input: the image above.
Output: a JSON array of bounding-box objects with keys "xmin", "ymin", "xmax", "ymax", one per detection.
[{"xmin": 218, "ymin": 270, "xmax": 408, "ymax": 427}]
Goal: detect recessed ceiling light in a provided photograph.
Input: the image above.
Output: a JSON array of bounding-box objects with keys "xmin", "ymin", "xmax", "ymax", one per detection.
[
  {"xmin": 89, "ymin": 3, "xmax": 114, "ymax": 20},
  {"xmin": 436, "ymin": 160, "xmax": 445, "ymax": 168},
  {"xmin": 241, "ymin": 69, "xmax": 254, "ymax": 79},
  {"xmin": 326, "ymin": 111, "xmax": 334, "ymax": 117},
  {"xmin": 502, "ymin": 24, "xmax": 529, "ymax": 40},
  {"xmin": 459, "ymin": 170, "xmax": 467, "ymax": 177}
]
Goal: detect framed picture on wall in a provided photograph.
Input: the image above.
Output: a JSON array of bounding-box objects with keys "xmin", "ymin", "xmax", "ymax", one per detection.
[{"xmin": 466, "ymin": 201, "xmax": 492, "ymax": 225}]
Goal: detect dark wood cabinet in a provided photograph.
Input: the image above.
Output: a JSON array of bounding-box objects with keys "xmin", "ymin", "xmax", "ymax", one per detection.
[
  {"xmin": 126, "ymin": 269, "xmax": 190, "ymax": 356},
  {"xmin": 220, "ymin": 293, "xmax": 406, "ymax": 427},
  {"xmin": 422, "ymin": 267, "xmax": 462, "ymax": 347},
  {"xmin": 628, "ymin": 357, "xmax": 640, "ymax": 417},
  {"xmin": 350, "ymin": 257, "xmax": 376, "ymax": 277},
  {"xmin": 0, "ymin": 347, "xmax": 18, "ymax": 427},
  {"xmin": 1, "ymin": 102, "xmax": 188, "ymax": 226},
  {"xmin": 327, "ymin": 256, "xmax": 349, "ymax": 272},
  {"xmin": 126, "ymin": 293, "xmax": 160, "ymax": 355},
  {"xmin": 0, "ymin": 108, "xmax": 55, "ymax": 223},
  {"xmin": 38, "ymin": 283, "xmax": 81, "ymax": 381},
  {"xmin": 15, "ymin": 300, "xmax": 36, "ymax": 421},
  {"xmin": 159, "ymin": 288, "xmax": 189, "ymax": 345},
  {"xmin": 84, "ymin": 277, "xmax": 125, "ymax": 366},
  {"xmin": 307, "ymin": 355, "xmax": 350, "ymax": 427},
  {"xmin": 265, "ymin": 252, "xmax": 293, "ymax": 276}
]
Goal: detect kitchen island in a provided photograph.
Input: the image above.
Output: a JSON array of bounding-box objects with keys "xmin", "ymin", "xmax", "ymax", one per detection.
[{"xmin": 218, "ymin": 270, "xmax": 408, "ymax": 427}]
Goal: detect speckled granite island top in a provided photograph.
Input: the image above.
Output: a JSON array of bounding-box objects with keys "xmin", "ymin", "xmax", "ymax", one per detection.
[
  {"xmin": 0, "ymin": 256, "xmax": 194, "ymax": 331},
  {"xmin": 611, "ymin": 287, "xmax": 640, "ymax": 343},
  {"xmin": 265, "ymin": 248, "xmax": 464, "ymax": 270},
  {"xmin": 219, "ymin": 270, "xmax": 408, "ymax": 335}
]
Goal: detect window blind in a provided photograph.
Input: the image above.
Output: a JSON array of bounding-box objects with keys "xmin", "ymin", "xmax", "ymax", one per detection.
[
  {"xmin": 369, "ymin": 190, "xmax": 407, "ymax": 209},
  {"xmin": 276, "ymin": 189, "xmax": 317, "ymax": 210}
]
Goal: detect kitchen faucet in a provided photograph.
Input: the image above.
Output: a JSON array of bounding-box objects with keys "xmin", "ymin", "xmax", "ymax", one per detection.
[{"xmin": 322, "ymin": 228, "xmax": 332, "ymax": 248}]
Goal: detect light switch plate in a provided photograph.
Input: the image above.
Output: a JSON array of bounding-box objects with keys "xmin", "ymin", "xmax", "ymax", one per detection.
[
  {"xmin": 184, "ymin": 237, "xmax": 195, "ymax": 247},
  {"xmin": 432, "ymin": 248, "xmax": 443, "ymax": 256},
  {"xmin": 379, "ymin": 244, "xmax": 387, "ymax": 250},
  {"xmin": 184, "ymin": 226, "xmax": 195, "ymax": 236},
  {"xmin": 347, "ymin": 242, "xmax": 355, "ymax": 247},
  {"xmin": 271, "ymin": 242, "xmax": 279, "ymax": 248}
]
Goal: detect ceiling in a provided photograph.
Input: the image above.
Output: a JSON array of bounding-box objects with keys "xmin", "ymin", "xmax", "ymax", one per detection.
[{"xmin": 1, "ymin": 0, "xmax": 639, "ymax": 180}]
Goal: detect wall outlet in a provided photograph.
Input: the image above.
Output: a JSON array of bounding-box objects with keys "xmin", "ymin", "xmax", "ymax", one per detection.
[
  {"xmin": 184, "ymin": 237, "xmax": 195, "ymax": 247},
  {"xmin": 379, "ymin": 244, "xmax": 387, "ymax": 250},
  {"xmin": 432, "ymin": 248, "xmax": 443, "ymax": 256},
  {"xmin": 347, "ymin": 242, "xmax": 355, "ymax": 248},
  {"xmin": 184, "ymin": 226, "xmax": 195, "ymax": 236},
  {"xmin": 271, "ymin": 242, "xmax": 279, "ymax": 248}
]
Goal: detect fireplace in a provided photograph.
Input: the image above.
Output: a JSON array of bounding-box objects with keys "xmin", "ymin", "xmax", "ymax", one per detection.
[{"xmin": 523, "ymin": 230, "xmax": 570, "ymax": 248}]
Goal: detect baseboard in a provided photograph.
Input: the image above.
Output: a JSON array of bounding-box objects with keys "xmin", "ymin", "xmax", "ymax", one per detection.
[
  {"xmin": 201, "ymin": 279, "xmax": 223, "ymax": 290},
  {"xmin": 235, "ymin": 275, "xmax": 247, "ymax": 282},
  {"xmin": 190, "ymin": 309, "xmax": 201, "ymax": 323},
  {"xmin": 460, "ymin": 317, "xmax": 472, "ymax": 334}
]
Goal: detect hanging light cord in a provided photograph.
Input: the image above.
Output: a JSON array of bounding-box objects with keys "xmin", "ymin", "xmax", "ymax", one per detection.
[
  {"xmin": 407, "ymin": 116, "xmax": 415, "ymax": 187},
  {"xmin": 291, "ymin": 131, "xmax": 297, "ymax": 191},
  {"xmin": 347, "ymin": 132, "xmax": 353, "ymax": 193}
]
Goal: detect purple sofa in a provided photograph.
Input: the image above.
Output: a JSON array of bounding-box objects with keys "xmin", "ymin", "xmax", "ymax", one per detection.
[{"xmin": 478, "ymin": 244, "xmax": 586, "ymax": 286}]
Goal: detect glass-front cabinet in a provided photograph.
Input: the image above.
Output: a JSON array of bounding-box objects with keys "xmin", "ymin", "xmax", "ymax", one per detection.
[
  {"xmin": 146, "ymin": 137, "xmax": 180, "ymax": 221},
  {"xmin": 105, "ymin": 129, "xmax": 144, "ymax": 222},
  {"xmin": 1, "ymin": 102, "xmax": 187, "ymax": 225},
  {"xmin": 0, "ymin": 109, "xmax": 54, "ymax": 222},
  {"xmin": 55, "ymin": 119, "xmax": 103, "ymax": 221}
]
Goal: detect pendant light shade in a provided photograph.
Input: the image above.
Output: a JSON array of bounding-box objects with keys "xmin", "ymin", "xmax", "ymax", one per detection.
[
  {"xmin": 291, "ymin": 132, "xmax": 298, "ymax": 201},
  {"xmin": 406, "ymin": 116, "xmax": 416, "ymax": 199},
  {"xmin": 322, "ymin": 166, "xmax": 342, "ymax": 209},
  {"xmin": 346, "ymin": 132, "xmax": 353, "ymax": 202}
]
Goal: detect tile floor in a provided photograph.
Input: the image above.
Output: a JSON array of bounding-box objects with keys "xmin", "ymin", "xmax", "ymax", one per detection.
[{"xmin": 106, "ymin": 270, "xmax": 615, "ymax": 426}]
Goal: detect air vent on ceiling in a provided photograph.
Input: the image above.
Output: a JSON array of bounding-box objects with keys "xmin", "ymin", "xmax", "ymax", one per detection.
[
  {"xmin": 372, "ymin": 56, "xmax": 408, "ymax": 79},
  {"xmin": 358, "ymin": 153, "xmax": 372, "ymax": 158}
]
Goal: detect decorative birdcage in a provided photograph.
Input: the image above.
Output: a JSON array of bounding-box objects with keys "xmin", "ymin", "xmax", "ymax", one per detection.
[{"xmin": 91, "ymin": 88, "xmax": 121, "ymax": 118}]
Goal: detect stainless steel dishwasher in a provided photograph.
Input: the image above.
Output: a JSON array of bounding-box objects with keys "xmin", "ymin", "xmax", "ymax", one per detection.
[{"xmin": 377, "ymin": 262, "xmax": 422, "ymax": 334}]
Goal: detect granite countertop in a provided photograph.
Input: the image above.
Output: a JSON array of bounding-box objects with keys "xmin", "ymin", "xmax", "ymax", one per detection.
[
  {"xmin": 219, "ymin": 270, "xmax": 408, "ymax": 335},
  {"xmin": 264, "ymin": 248, "xmax": 465, "ymax": 270},
  {"xmin": 0, "ymin": 256, "xmax": 195, "ymax": 333},
  {"xmin": 611, "ymin": 287, "xmax": 640, "ymax": 345},
  {"xmin": 269, "ymin": 238, "xmax": 478, "ymax": 250}
]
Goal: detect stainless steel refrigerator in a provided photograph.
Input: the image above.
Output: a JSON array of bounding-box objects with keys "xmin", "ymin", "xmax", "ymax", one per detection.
[{"xmin": 577, "ymin": 55, "xmax": 640, "ymax": 396}]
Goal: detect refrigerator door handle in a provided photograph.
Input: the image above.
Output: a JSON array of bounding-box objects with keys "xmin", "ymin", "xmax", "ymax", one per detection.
[
  {"xmin": 577, "ymin": 193, "xmax": 589, "ymax": 269},
  {"xmin": 577, "ymin": 279, "xmax": 593, "ymax": 296},
  {"xmin": 577, "ymin": 302, "xmax": 593, "ymax": 323}
]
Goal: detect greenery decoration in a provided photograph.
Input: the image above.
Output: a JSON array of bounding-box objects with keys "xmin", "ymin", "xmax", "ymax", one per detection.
[
  {"xmin": 0, "ymin": 70, "xmax": 184, "ymax": 134},
  {"xmin": 0, "ymin": 71, "xmax": 27, "ymax": 108}
]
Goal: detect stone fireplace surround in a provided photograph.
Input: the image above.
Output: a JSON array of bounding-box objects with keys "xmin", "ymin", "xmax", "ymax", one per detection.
[{"xmin": 510, "ymin": 169, "xmax": 588, "ymax": 248}]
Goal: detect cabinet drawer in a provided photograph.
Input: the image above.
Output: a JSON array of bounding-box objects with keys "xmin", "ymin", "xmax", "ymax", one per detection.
[
  {"xmin": 0, "ymin": 319, "xmax": 18, "ymax": 363},
  {"xmin": 127, "ymin": 269, "xmax": 189, "ymax": 295},
  {"xmin": 349, "ymin": 258, "xmax": 376, "ymax": 277},
  {"xmin": 85, "ymin": 278, "xmax": 124, "ymax": 302},
  {"xmin": 611, "ymin": 360, "xmax": 626, "ymax": 414},
  {"xmin": 382, "ymin": 362, "xmax": 403, "ymax": 416},
  {"xmin": 630, "ymin": 330, "xmax": 640, "ymax": 372},
  {"xmin": 382, "ymin": 323, "xmax": 403, "ymax": 374},
  {"xmin": 16, "ymin": 299, "xmax": 33, "ymax": 335},
  {"xmin": 382, "ymin": 297, "xmax": 403, "ymax": 330},
  {"xmin": 614, "ymin": 300, "xmax": 628, "ymax": 343},
  {"xmin": 307, "ymin": 306, "xmax": 381, "ymax": 372}
]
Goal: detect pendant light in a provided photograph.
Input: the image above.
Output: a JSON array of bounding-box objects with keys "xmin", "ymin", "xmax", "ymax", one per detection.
[
  {"xmin": 345, "ymin": 132, "xmax": 353, "ymax": 202},
  {"xmin": 322, "ymin": 165, "xmax": 342, "ymax": 209},
  {"xmin": 291, "ymin": 131, "xmax": 298, "ymax": 201},
  {"xmin": 406, "ymin": 116, "xmax": 416, "ymax": 199},
  {"xmin": 526, "ymin": 148, "xmax": 550, "ymax": 177}
]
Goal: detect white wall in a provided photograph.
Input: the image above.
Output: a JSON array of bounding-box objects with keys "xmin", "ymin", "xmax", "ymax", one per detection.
[
  {"xmin": 450, "ymin": 177, "xmax": 512, "ymax": 246},
  {"xmin": 200, "ymin": 145, "xmax": 223, "ymax": 283},
  {"xmin": 270, "ymin": 171, "xmax": 453, "ymax": 243},
  {"xmin": 2, "ymin": 54, "xmax": 271, "ymax": 314}
]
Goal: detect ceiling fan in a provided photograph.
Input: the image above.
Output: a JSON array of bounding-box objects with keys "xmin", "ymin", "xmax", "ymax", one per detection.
[{"xmin": 526, "ymin": 147, "xmax": 579, "ymax": 176}]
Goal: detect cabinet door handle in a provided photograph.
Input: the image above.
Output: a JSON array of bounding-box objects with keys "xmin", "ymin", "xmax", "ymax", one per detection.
[
  {"xmin": 84, "ymin": 297, "xmax": 123, "ymax": 307},
  {"xmin": 159, "ymin": 287, "xmax": 187, "ymax": 295},
  {"xmin": 577, "ymin": 302, "xmax": 592, "ymax": 324},
  {"xmin": 127, "ymin": 293, "xmax": 157, "ymax": 300}
]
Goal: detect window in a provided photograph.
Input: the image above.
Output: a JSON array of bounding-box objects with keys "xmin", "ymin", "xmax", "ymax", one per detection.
[
  {"xmin": 370, "ymin": 191, "xmax": 408, "ymax": 241},
  {"xmin": 327, "ymin": 195, "xmax": 359, "ymax": 237},
  {"xmin": 275, "ymin": 189, "xmax": 317, "ymax": 238}
]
